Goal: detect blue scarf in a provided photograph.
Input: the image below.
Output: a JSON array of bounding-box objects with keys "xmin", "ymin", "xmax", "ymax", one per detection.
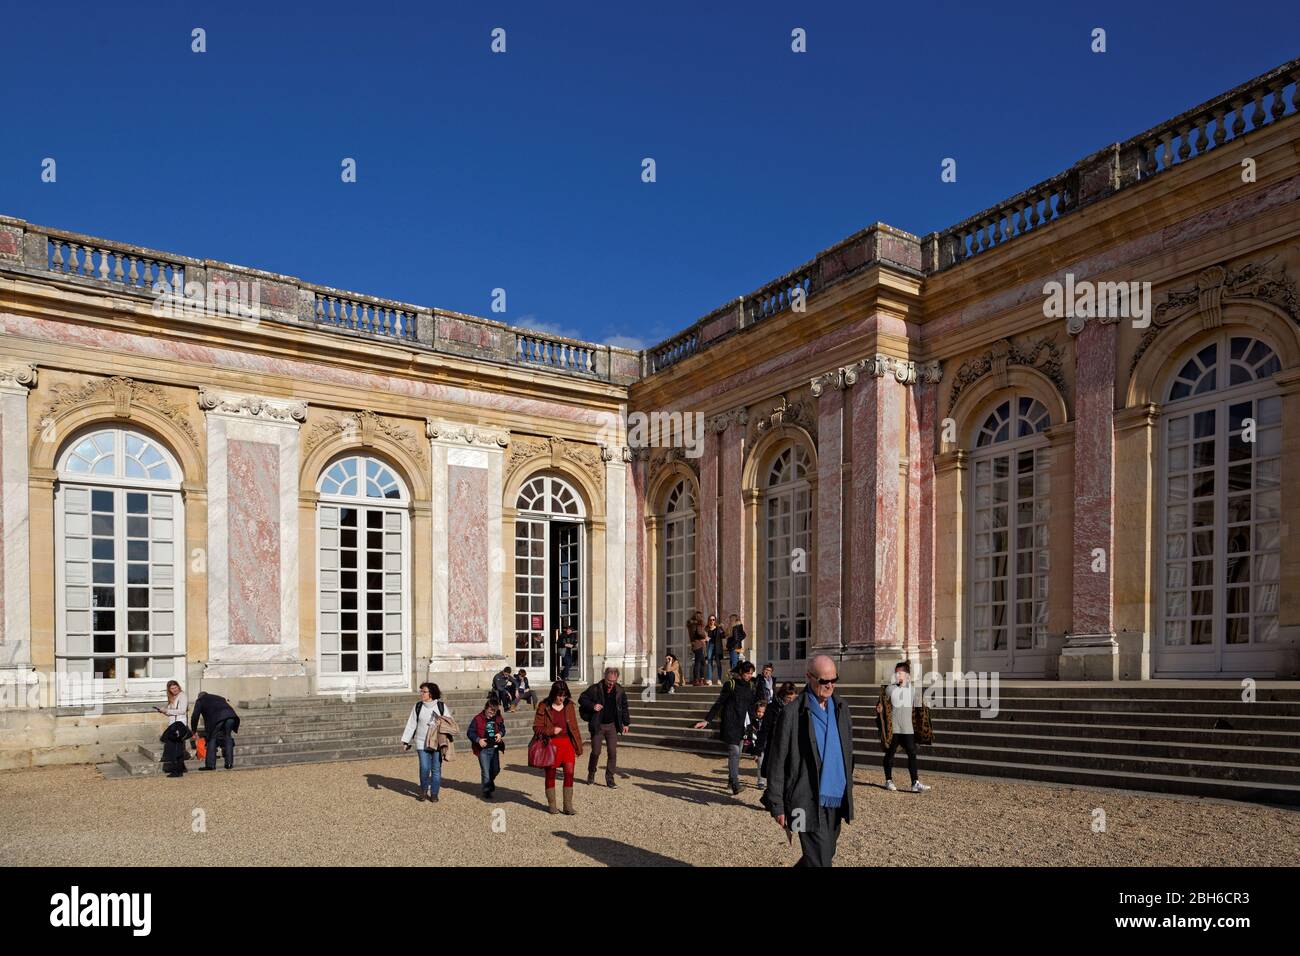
[{"xmin": 806, "ymin": 690, "xmax": 846, "ymax": 808}]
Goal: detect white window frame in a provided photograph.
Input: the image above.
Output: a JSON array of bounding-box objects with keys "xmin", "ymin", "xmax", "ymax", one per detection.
[
  {"xmin": 763, "ymin": 445, "xmax": 813, "ymax": 670},
  {"xmin": 1156, "ymin": 333, "xmax": 1282, "ymax": 676},
  {"xmin": 513, "ymin": 474, "xmax": 586, "ymax": 682},
  {"xmin": 660, "ymin": 479, "xmax": 697, "ymax": 667},
  {"xmin": 965, "ymin": 397, "xmax": 1051, "ymax": 675},
  {"xmin": 315, "ymin": 455, "xmax": 412, "ymax": 693},
  {"xmin": 54, "ymin": 427, "xmax": 186, "ymax": 705}
]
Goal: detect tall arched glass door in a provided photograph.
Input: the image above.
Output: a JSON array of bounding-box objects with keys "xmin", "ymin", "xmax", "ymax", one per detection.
[
  {"xmin": 763, "ymin": 445, "xmax": 813, "ymax": 670},
  {"xmin": 967, "ymin": 396, "xmax": 1051, "ymax": 675},
  {"xmin": 661, "ymin": 478, "xmax": 697, "ymax": 667},
  {"xmin": 55, "ymin": 426, "xmax": 186, "ymax": 703},
  {"xmin": 1158, "ymin": 334, "xmax": 1282, "ymax": 675},
  {"xmin": 316, "ymin": 454, "xmax": 411, "ymax": 692},
  {"xmin": 514, "ymin": 475, "xmax": 585, "ymax": 683}
]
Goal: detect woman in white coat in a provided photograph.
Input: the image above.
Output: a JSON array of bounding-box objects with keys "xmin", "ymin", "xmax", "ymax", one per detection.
[
  {"xmin": 401, "ymin": 682, "xmax": 451, "ymax": 802},
  {"xmin": 154, "ymin": 681, "xmax": 190, "ymax": 777}
]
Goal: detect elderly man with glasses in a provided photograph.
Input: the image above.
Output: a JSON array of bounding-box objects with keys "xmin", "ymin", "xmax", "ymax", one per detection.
[{"xmin": 762, "ymin": 654, "xmax": 855, "ymax": 867}]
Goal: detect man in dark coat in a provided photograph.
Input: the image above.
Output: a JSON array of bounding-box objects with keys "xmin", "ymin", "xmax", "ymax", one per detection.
[
  {"xmin": 189, "ymin": 691, "xmax": 240, "ymax": 770},
  {"xmin": 763, "ymin": 655, "xmax": 855, "ymax": 867},
  {"xmin": 693, "ymin": 660, "xmax": 758, "ymax": 794},
  {"xmin": 578, "ymin": 667, "xmax": 630, "ymax": 788}
]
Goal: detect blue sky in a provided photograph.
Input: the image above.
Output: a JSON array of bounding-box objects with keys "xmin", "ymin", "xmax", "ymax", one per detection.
[{"xmin": 0, "ymin": 1, "xmax": 1293, "ymax": 349}]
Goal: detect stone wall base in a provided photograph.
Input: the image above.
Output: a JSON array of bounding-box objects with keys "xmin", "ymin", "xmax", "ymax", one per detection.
[{"xmin": 1059, "ymin": 634, "xmax": 1121, "ymax": 680}]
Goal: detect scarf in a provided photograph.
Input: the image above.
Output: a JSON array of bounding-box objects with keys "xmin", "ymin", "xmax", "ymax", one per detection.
[{"xmin": 806, "ymin": 690, "xmax": 846, "ymax": 809}]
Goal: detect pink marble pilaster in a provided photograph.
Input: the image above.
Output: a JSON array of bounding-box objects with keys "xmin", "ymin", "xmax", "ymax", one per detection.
[
  {"xmin": 625, "ymin": 456, "xmax": 646, "ymax": 657},
  {"xmin": 908, "ymin": 380, "xmax": 937, "ymax": 654},
  {"xmin": 718, "ymin": 422, "xmax": 744, "ymax": 622},
  {"xmin": 697, "ymin": 432, "xmax": 719, "ymax": 617},
  {"xmin": 448, "ymin": 464, "xmax": 489, "ymax": 644},
  {"xmin": 814, "ymin": 387, "xmax": 844, "ymax": 651},
  {"xmin": 848, "ymin": 373, "xmax": 905, "ymax": 648},
  {"xmin": 227, "ymin": 440, "xmax": 280, "ymax": 645},
  {"xmin": 1071, "ymin": 321, "xmax": 1116, "ymax": 636}
]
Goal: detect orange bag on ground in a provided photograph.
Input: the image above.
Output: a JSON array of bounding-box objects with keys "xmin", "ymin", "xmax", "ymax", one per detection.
[{"xmin": 194, "ymin": 735, "xmax": 207, "ymax": 761}]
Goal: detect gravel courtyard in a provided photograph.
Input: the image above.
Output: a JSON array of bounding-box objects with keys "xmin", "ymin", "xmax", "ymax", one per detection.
[{"xmin": 1, "ymin": 748, "xmax": 1295, "ymax": 867}]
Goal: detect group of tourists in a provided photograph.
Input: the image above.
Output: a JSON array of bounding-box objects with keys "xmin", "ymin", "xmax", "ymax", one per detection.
[
  {"xmin": 490, "ymin": 666, "xmax": 536, "ymax": 712},
  {"xmin": 670, "ymin": 611, "xmax": 748, "ymax": 688},
  {"xmin": 154, "ymin": 681, "xmax": 240, "ymax": 777},
  {"xmin": 399, "ymin": 666, "xmax": 631, "ymax": 814}
]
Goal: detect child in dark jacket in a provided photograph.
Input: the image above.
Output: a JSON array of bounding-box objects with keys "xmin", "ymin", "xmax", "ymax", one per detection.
[{"xmin": 468, "ymin": 695, "xmax": 507, "ymax": 798}]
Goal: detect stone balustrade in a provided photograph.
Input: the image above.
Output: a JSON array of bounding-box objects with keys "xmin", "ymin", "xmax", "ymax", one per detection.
[
  {"xmin": 44, "ymin": 229, "xmax": 188, "ymax": 293},
  {"xmin": 515, "ymin": 331, "xmax": 599, "ymax": 376},
  {"xmin": 310, "ymin": 289, "xmax": 417, "ymax": 341}
]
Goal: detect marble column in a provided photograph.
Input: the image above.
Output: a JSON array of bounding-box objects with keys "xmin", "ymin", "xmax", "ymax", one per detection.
[
  {"xmin": 202, "ymin": 389, "xmax": 307, "ymax": 681},
  {"xmin": 810, "ymin": 371, "xmax": 846, "ymax": 653},
  {"xmin": 907, "ymin": 364, "xmax": 942, "ymax": 670},
  {"xmin": 846, "ymin": 357, "xmax": 908, "ymax": 680},
  {"xmin": 623, "ymin": 450, "xmax": 648, "ymax": 675},
  {"xmin": 604, "ymin": 449, "xmax": 630, "ymax": 673},
  {"xmin": 0, "ymin": 365, "xmax": 36, "ymax": 680},
  {"xmin": 1061, "ymin": 319, "xmax": 1120, "ymax": 679},
  {"xmin": 428, "ymin": 420, "xmax": 508, "ymax": 681},
  {"xmin": 697, "ymin": 429, "xmax": 719, "ymax": 618},
  {"xmin": 716, "ymin": 410, "xmax": 746, "ymax": 624}
]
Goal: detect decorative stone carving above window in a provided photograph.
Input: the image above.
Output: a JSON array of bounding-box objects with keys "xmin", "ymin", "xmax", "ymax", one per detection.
[
  {"xmin": 38, "ymin": 375, "xmax": 200, "ymax": 450},
  {"xmin": 648, "ymin": 446, "xmax": 701, "ymax": 486},
  {"xmin": 946, "ymin": 336, "xmax": 1066, "ymax": 415},
  {"xmin": 751, "ymin": 393, "xmax": 816, "ymax": 439},
  {"xmin": 305, "ymin": 409, "xmax": 422, "ymax": 459},
  {"xmin": 505, "ymin": 435, "xmax": 606, "ymax": 491},
  {"xmin": 1129, "ymin": 259, "xmax": 1299, "ymax": 374},
  {"xmin": 197, "ymin": 388, "xmax": 307, "ymax": 423},
  {"xmin": 425, "ymin": 418, "xmax": 510, "ymax": 447}
]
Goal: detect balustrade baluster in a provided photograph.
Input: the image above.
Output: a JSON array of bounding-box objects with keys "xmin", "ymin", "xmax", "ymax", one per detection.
[
  {"xmin": 1250, "ymin": 91, "xmax": 1265, "ymax": 129},
  {"xmin": 1193, "ymin": 117, "xmax": 1208, "ymax": 155},
  {"xmin": 1211, "ymin": 110, "xmax": 1226, "ymax": 148},
  {"xmin": 1270, "ymin": 82, "xmax": 1287, "ymax": 121},
  {"xmin": 112, "ymin": 252, "xmax": 124, "ymax": 282},
  {"xmin": 1176, "ymin": 125, "xmax": 1192, "ymax": 162}
]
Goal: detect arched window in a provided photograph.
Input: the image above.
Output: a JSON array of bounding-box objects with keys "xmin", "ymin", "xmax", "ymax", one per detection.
[
  {"xmin": 514, "ymin": 474, "xmax": 585, "ymax": 679},
  {"xmin": 56, "ymin": 427, "xmax": 185, "ymax": 701},
  {"xmin": 316, "ymin": 455, "xmax": 410, "ymax": 689},
  {"xmin": 968, "ymin": 396, "xmax": 1051, "ymax": 672},
  {"xmin": 763, "ymin": 444, "xmax": 813, "ymax": 667},
  {"xmin": 661, "ymin": 478, "xmax": 697, "ymax": 666},
  {"xmin": 1159, "ymin": 334, "xmax": 1281, "ymax": 674}
]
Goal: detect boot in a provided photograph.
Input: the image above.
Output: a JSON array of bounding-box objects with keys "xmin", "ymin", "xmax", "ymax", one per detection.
[
  {"xmin": 562, "ymin": 787, "xmax": 577, "ymax": 815},
  {"xmin": 546, "ymin": 787, "xmax": 559, "ymax": 814}
]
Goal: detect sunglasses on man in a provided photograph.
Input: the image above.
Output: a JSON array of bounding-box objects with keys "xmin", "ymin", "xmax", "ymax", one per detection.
[{"xmin": 812, "ymin": 676, "xmax": 839, "ymax": 686}]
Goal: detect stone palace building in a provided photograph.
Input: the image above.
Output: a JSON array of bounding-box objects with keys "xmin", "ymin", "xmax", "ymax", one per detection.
[{"xmin": 1, "ymin": 57, "xmax": 1298, "ymax": 766}]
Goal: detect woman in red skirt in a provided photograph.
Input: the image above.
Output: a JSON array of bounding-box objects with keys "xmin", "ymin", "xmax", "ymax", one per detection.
[{"xmin": 534, "ymin": 680, "xmax": 584, "ymax": 815}]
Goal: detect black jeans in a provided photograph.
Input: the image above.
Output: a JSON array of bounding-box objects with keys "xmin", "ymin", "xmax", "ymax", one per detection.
[
  {"xmin": 658, "ymin": 672, "xmax": 676, "ymax": 694},
  {"xmin": 206, "ymin": 718, "xmax": 236, "ymax": 769},
  {"xmin": 691, "ymin": 649, "xmax": 706, "ymax": 682},
  {"xmin": 883, "ymin": 732, "xmax": 918, "ymax": 784}
]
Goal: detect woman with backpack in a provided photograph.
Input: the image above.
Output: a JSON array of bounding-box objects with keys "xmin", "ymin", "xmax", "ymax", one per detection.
[
  {"xmin": 401, "ymin": 682, "xmax": 453, "ymax": 802},
  {"xmin": 532, "ymin": 680, "xmax": 584, "ymax": 815}
]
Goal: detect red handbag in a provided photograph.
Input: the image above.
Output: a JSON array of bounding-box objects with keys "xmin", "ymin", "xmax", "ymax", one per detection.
[{"xmin": 528, "ymin": 732, "xmax": 557, "ymax": 768}]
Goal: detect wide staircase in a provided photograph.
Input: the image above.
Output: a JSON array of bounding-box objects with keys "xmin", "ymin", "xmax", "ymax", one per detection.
[
  {"xmin": 98, "ymin": 689, "xmax": 494, "ymax": 779},
  {"xmin": 624, "ymin": 682, "xmax": 1300, "ymax": 806},
  {"xmin": 100, "ymin": 682, "xmax": 1300, "ymax": 806}
]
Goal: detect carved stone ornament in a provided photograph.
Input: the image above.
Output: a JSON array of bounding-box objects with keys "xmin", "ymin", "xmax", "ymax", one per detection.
[
  {"xmin": 705, "ymin": 407, "xmax": 748, "ymax": 433},
  {"xmin": 305, "ymin": 409, "xmax": 422, "ymax": 459},
  {"xmin": 648, "ymin": 446, "xmax": 701, "ymax": 487},
  {"xmin": 425, "ymin": 418, "xmax": 510, "ymax": 447},
  {"xmin": 505, "ymin": 435, "xmax": 606, "ymax": 490},
  {"xmin": 38, "ymin": 375, "xmax": 199, "ymax": 449},
  {"xmin": 751, "ymin": 393, "xmax": 815, "ymax": 437},
  {"xmin": 0, "ymin": 364, "xmax": 38, "ymax": 390},
  {"xmin": 1130, "ymin": 259, "xmax": 1299, "ymax": 374},
  {"xmin": 946, "ymin": 335, "xmax": 1066, "ymax": 415},
  {"xmin": 197, "ymin": 388, "xmax": 307, "ymax": 423}
]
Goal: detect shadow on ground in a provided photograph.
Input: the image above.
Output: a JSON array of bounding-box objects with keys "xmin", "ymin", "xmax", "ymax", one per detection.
[{"xmin": 552, "ymin": 830, "xmax": 691, "ymax": 866}]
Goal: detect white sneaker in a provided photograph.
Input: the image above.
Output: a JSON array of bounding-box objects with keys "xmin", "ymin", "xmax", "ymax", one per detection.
[
  {"xmin": 668, "ymin": 688, "xmax": 675, "ymax": 694},
  {"xmin": 884, "ymin": 780, "xmax": 897, "ymax": 791},
  {"xmin": 911, "ymin": 780, "xmax": 932, "ymax": 792}
]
